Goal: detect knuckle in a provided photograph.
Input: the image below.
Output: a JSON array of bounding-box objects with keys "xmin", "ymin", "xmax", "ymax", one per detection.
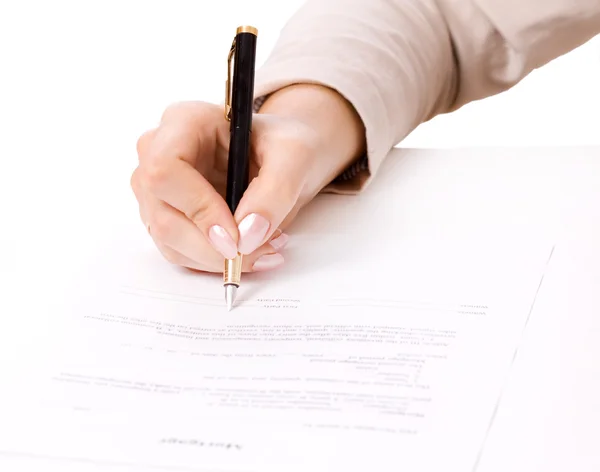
[
  {"xmin": 136, "ymin": 129, "xmax": 155, "ymax": 157},
  {"xmin": 150, "ymin": 209, "xmax": 173, "ymax": 242},
  {"xmin": 160, "ymin": 101, "xmax": 188, "ymax": 123},
  {"xmin": 142, "ymin": 163, "xmax": 169, "ymax": 192},
  {"xmin": 185, "ymin": 194, "xmax": 213, "ymax": 227},
  {"xmin": 130, "ymin": 168, "xmax": 140, "ymax": 194},
  {"xmin": 130, "ymin": 168, "xmax": 147, "ymax": 199}
]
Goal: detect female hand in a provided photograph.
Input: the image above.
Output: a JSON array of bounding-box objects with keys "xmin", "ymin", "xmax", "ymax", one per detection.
[{"xmin": 131, "ymin": 84, "xmax": 365, "ymax": 273}]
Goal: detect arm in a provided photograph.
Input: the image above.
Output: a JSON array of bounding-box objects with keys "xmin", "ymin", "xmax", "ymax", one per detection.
[{"xmin": 253, "ymin": 0, "xmax": 600, "ymax": 192}]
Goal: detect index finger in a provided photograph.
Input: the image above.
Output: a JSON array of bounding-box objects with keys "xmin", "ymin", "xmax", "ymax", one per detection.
[{"xmin": 137, "ymin": 103, "xmax": 239, "ymax": 255}]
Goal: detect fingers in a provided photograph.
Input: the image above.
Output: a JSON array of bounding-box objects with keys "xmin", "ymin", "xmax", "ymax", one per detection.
[
  {"xmin": 132, "ymin": 101, "xmax": 307, "ymax": 275},
  {"xmin": 153, "ymin": 234, "xmax": 285, "ymax": 273},
  {"xmin": 141, "ymin": 192, "xmax": 287, "ymax": 273},
  {"xmin": 152, "ymin": 240, "xmax": 213, "ymax": 273},
  {"xmin": 233, "ymin": 148, "xmax": 310, "ymax": 256},
  {"xmin": 145, "ymin": 198, "xmax": 225, "ymax": 268},
  {"xmin": 143, "ymin": 156, "xmax": 238, "ymax": 256},
  {"xmin": 134, "ymin": 102, "xmax": 239, "ymax": 260}
]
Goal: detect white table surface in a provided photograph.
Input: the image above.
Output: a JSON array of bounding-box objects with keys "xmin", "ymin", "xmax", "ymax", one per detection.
[
  {"xmin": 1, "ymin": 2, "xmax": 599, "ymax": 470},
  {"xmin": 2, "ymin": 145, "xmax": 599, "ymax": 472}
]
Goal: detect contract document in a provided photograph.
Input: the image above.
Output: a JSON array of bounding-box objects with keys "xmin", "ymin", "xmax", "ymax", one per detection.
[{"xmin": 0, "ymin": 224, "xmax": 554, "ymax": 472}]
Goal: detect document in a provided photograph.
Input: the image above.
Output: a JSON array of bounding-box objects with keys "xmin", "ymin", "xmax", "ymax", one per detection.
[{"xmin": 0, "ymin": 228, "xmax": 554, "ymax": 472}]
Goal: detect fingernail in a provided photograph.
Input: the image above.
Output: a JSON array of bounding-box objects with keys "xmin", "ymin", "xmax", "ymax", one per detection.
[
  {"xmin": 270, "ymin": 232, "xmax": 289, "ymax": 250},
  {"xmin": 237, "ymin": 213, "xmax": 270, "ymax": 255},
  {"xmin": 208, "ymin": 225, "xmax": 238, "ymax": 259},
  {"xmin": 252, "ymin": 253, "xmax": 284, "ymax": 272}
]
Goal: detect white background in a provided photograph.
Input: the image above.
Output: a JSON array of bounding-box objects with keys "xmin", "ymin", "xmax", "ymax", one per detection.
[{"xmin": 0, "ymin": 1, "xmax": 599, "ymax": 471}]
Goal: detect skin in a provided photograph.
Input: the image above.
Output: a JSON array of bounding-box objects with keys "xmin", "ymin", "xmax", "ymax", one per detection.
[{"xmin": 131, "ymin": 84, "xmax": 365, "ymax": 273}]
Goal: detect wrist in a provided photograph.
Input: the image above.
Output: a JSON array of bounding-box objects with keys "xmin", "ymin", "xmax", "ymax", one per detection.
[{"xmin": 257, "ymin": 84, "xmax": 366, "ymax": 189}]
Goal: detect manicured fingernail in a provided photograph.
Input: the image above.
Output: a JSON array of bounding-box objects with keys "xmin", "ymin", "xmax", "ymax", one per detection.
[
  {"xmin": 208, "ymin": 225, "xmax": 238, "ymax": 259},
  {"xmin": 270, "ymin": 232, "xmax": 289, "ymax": 250},
  {"xmin": 252, "ymin": 253, "xmax": 284, "ymax": 271},
  {"xmin": 237, "ymin": 213, "xmax": 270, "ymax": 255}
]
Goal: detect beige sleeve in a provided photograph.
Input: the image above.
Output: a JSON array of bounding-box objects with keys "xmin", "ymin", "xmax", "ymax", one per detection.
[{"xmin": 253, "ymin": 0, "xmax": 600, "ymax": 192}]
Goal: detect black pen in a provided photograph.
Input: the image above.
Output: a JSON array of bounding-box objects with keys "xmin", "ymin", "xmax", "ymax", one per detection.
[{"xmin": 223, "ymin": 25, "xmax": 258, "ymax": 310}]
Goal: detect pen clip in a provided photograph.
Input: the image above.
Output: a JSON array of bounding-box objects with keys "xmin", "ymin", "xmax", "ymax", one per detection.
[{"xmin": 225, "ymin": 37, "xmax": 236, "ymax": 121}]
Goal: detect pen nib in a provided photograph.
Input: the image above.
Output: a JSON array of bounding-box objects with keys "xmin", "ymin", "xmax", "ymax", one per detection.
[{"xmin": 225, "ymin": 284, "xmax": 237, "ymax": 311}]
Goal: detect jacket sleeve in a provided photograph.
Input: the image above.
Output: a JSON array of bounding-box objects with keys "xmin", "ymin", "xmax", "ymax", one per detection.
[{"xmin": 252, "ymin": 0, "xmax": 600, "ymax": 192}]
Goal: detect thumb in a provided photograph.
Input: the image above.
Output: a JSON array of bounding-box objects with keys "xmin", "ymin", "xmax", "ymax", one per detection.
[{"xmin": 233, "ymin": 154, "xmax": 307, "ymax": 255}]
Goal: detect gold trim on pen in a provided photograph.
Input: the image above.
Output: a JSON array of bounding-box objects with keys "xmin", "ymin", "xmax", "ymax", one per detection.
[
  {"xmin": 224, "ymin": 38, "xmax": 235, "ymax": 121},
  {"xmin": 225, "ymin": 26, "xmax": 257, "ymax": 120},
  {"xmin": 236, "ymin": 25, "xmax": 258, "ymax": 36},
  {"xmin": 224, "ymin": 254, "xmax": 243, "ymax": 286}
]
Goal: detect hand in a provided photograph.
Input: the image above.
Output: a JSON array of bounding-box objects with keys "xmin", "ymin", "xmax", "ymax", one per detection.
[{"xmin": 131, "ymin": 85, "xmax": 365, "ymax": 273}]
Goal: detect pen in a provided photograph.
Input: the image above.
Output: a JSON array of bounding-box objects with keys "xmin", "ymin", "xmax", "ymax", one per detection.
[{"xmin": 223, "ymin": 25, "xmax": 258, "ymax": 310}]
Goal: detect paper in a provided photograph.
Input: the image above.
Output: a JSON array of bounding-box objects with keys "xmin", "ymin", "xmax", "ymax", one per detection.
[{"xmin": 0, "ymin": 230, "xmax": 554, "ymax": 472}]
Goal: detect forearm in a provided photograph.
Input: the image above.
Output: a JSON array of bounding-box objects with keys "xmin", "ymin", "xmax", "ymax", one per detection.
[
  {"xmin": 258, "ymin": 83, "xmax": 366, "ymax": 191},
  {"xmin": 253, "ymin": 0, "xmax": 456, "ymax": 191},
  {"xmin": 254, "ymin": 0, "xmax": 600, "ymax": 191}
]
